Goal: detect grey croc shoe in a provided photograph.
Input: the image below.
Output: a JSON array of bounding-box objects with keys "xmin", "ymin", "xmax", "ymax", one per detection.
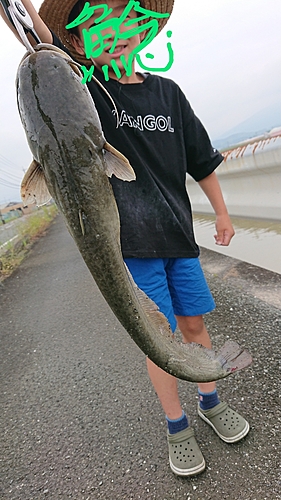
[
  {"xmin": 167, "ymin": 427, "xmax": 206, "ymax": 476},
  {"xmin": 198, "ymin": 401, "xmax": 250, "ymax": 443}
]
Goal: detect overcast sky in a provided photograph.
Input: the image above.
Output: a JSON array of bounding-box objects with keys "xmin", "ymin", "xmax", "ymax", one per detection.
[{"xmin": 0, "ymin": 0, "xmax": 280, "ymax": 204}]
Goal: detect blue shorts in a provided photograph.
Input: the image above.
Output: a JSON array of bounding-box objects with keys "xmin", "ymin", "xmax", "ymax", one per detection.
[{"xmin": 124, "ymin": 257, "xmax": 215, "ymax": 332}]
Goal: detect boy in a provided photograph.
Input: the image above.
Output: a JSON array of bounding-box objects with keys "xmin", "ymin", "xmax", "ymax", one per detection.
[{"xmin": 1, "ymin": 0, "xmax": 249, "ymax": 476}]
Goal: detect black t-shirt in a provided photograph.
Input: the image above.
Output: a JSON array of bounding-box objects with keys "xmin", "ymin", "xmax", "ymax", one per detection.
[{"xmin": 52, "ymin": 34, "xmax": 224, "ymax": 258}]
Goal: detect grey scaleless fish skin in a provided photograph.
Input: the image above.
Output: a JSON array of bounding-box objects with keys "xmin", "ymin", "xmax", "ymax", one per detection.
[{"xmin": 16, "ymin": 48, "xmax": 252, "ymax": 382}]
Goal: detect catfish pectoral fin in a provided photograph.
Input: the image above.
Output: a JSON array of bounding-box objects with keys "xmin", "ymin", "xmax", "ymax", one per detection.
[
  {"xmin": 21, "ymin": 159, "xmax": 52, "ymax": 206},
  {"xmin": 103, "ymin": 141, "xmax": 136, "ymax": 181}
]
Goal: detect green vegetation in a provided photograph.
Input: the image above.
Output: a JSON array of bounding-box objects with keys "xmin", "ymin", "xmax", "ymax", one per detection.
[
  {"xmin": 0, "ymin": 204, "xmax": 58, "ymax": 281},
  {"xmin": 18, "ymin": 205, "xmax": 58, "ymax": 241}
]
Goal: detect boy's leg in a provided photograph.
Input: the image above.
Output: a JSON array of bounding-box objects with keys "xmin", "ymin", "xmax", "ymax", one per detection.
[
  {"xmin": 146, "ymin": 315, "xmax": 215, "ymax": 416},
  {"xmin": 176, "ymin": 313, "xmax": 249, "ymax": 443},
  {"xmin": 146, "ymin": 356, "xmax": 205, "ymax": 477},
  {"xmin": 124, "ymin": 257, "xmax": 205, "ymax": 476},
  {"xmin": 168, "ymin": 259, "xmax": 249, "ymax": 443},
  {"xmin": 125, "ymin": 257, "xmax": 185, "ymax": 418},
  {"xmin": 175, "ymin": 314, "xmax": 216, "ymax": 394},
  {"xmin": 146, "ymin": 357, "xmax": 182, "ymax": 419}
]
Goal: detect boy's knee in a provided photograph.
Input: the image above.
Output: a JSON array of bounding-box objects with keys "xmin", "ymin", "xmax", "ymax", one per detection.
[{"xmin": 176, "ymin": 315, "xmax": 205, "ymax": 338}]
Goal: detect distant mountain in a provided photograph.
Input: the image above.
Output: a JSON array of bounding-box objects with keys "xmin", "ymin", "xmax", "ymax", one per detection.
[{"xmin": 213, "ymin": 103, "xmax": 281, "ymax": 150}]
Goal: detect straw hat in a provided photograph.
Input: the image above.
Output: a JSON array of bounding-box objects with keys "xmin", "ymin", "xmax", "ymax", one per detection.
[{"xmin": 39, "ymin": 0, "xmax": 174, "ymax": 65}]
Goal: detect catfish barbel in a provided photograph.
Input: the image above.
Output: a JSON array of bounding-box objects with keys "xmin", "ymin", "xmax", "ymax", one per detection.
[{"xmin": 17, "ymin": 46, "xmax": 252, "ymax": 382}]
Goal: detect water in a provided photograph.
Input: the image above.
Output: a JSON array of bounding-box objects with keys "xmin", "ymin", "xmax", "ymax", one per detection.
[
  {"xmin": 1, "ymin": 211, "xmax": 280, "ymax": 273},
  {"xmin": 193, "ymin": 214, "xmax": 281, "ymax": 274}
]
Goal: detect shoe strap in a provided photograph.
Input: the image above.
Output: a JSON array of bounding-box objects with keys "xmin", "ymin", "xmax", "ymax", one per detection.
[
  {"xmin": 200, "ymin": 401, "xmax": 228, "ymax": 419},
  {"xmin": 167, "ymin": 427, "xmax": 195, "ymax": 443}
]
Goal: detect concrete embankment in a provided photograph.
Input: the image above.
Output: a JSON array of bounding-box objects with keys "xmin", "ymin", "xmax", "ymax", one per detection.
[{"xmin": 187, "ymin": 135, "xmax": 281, "ymax": 220}]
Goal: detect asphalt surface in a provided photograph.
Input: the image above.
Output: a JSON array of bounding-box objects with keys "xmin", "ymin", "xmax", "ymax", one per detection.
[{"xmin": 0, "ymin": 215, "xmax": 280, "ymax": 500}]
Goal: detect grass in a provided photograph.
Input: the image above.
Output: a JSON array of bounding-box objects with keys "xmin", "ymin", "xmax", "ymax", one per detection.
[{"xmin": 0, "ymin": 204, "xmax": 58, "ymax": 282}]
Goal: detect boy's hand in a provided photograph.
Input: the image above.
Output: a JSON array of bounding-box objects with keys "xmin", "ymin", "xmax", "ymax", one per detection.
[
  {"xmin": 198, "ymin": 171, "xmax": 235, "ymax": 246},
  {"xmin": 214, "ymin": 214, "xmax": 235, "ymax": 246}
]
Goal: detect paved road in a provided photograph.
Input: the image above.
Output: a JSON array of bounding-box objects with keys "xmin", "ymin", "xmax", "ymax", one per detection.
[{"xmin": 0, "ymin": 215, "xmax": 280, "ymax": 500}]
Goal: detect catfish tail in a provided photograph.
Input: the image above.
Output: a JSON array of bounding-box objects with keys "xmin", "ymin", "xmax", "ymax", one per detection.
[{"xmin": 216, "ymin": 341, "xmax": 252, "ymax": 373}]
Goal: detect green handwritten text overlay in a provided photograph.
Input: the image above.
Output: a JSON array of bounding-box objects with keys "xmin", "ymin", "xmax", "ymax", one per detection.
[{"xmin": 66, "ymin": 0, "xmax": 174, "ymax": 82}]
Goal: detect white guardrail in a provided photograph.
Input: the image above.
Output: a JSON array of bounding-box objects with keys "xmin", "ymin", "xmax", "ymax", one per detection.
[{"xmin": 186, "ymin": 129, "xmax": 281, "ymax": 220}]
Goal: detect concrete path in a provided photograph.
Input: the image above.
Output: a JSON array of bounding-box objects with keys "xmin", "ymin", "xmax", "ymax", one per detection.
[{"xmin": 0, "ymin": 215, "xmax": 280, "ymax": 500}]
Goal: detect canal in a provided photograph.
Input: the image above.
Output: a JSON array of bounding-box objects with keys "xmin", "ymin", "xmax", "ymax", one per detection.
[{"xmin": 194, "ymin": 214, "xmax": 281, "ymax": 274}]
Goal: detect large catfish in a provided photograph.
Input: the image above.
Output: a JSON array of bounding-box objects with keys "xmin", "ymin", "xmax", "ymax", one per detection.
[{"xmin": 17, "ymin": 46, "xmax": 252, "ymax": 382}]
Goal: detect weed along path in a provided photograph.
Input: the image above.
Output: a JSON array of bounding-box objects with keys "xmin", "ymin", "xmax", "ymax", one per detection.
[
  {"xmin": 0, "ymin": 205, "xmax": 57, "ymax": 280},
  {"xmin": 0, "ymin": 215, "xmax": 280, "ymax": 500}
]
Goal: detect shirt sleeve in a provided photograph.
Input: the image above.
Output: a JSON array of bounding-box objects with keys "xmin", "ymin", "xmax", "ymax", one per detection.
[{"xmin": 179, "ymin": 90, "xmax": 224, "ymax": 182}]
